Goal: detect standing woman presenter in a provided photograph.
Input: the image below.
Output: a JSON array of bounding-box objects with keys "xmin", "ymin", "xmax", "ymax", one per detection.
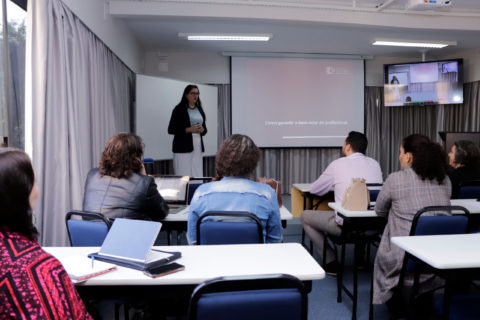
[{"xmin": 168, "ymin": 85, "xmax": 207, "ymax": 176}]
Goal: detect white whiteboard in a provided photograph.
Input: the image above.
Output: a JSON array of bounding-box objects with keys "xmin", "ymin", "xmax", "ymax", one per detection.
[{"xmin": 135, "ymin": 75, "xmax": 218, "ymax": 160}]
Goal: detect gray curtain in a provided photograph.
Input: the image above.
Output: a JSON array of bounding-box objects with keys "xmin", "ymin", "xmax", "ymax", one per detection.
[
  {"xmin": 28, "ymin": 0, "xmax": 134, "ymax": 246},
  {"xmin": 365, "ymin": 81, "xmax": 480, "ymax": 177}
]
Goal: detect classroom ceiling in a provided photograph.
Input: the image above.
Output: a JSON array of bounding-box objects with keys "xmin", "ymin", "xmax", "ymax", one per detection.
[{"xmin": 108, "ymin": 0, "xmax": 480, "ymax": 58}]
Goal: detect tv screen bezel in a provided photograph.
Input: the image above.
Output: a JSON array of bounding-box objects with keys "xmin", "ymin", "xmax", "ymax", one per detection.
[{"xmin": 383, "ymin": 58, "xmax": 464, "ymax": 107}]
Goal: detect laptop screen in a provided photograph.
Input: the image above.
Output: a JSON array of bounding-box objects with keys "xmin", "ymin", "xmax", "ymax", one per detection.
[{"xmin": 154, "ymin": 175, "xmax": 190, "ymax": 204}]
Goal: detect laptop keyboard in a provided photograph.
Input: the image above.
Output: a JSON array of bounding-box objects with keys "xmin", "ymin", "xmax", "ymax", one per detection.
[{"xmin": 168, "ymin": 205, "xmax": 186, "ymax": 214}]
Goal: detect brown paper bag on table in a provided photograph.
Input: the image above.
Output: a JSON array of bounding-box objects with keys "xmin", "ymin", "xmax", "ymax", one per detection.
[
  {"xmin": 257, "ymin": 177, "xmax": 283, "ymax": 207},
  {"xmin": 341, "ymin": 178, "xmax": 370, "ymax": 211}
]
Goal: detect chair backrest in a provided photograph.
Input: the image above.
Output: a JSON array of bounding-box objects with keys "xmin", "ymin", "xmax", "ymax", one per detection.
[
  {"xmin": 187, "ymin": 177, "xmax": 213, "ymax": 205},
  {"xmin": 188, "ymin": 183, "xmax": 202, "ymax": 205},
  {"xmin": 457, "ymin": 180, "xmax": 480, "ymax": 199},
  {"xmin": 404, "ymin": 206, "xmax": 470, "ymax": 273},
  {"xmin": 196, "ymin": 211, "xmax": 264, "ymax": 245},
  {"xmin": 366, "ymin": 183, "xmax": 382, "ymax": 203},
  {"xmin": 65, "ymin": 210, "xmax": 112, "ymax": 247},
  {"xmin": 188, "ymin": 274, "xmax": 308, "ymax": 320}
]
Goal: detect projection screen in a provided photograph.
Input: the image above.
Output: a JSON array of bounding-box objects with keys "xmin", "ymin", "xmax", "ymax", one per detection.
[{"xmin": 231, "ymin": 56, "xmax": 364, "ymax": 147}]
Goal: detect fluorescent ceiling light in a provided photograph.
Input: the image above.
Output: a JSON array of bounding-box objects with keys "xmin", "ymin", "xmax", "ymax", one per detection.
[
  {"xmin": 372, "ymin": 39, "xmax": 457, "ymax": 49},
  {"xmin": 178, "ymin": 33, "xmax": 272, "ymax": 41}
]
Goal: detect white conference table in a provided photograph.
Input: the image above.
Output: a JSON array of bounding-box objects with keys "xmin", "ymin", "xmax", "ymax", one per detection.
[
  {"xmin": 392, "ymin": 233, "xmax": 480, "ymax": 270},
  {"xmin": 163, "ymin": 205, "xmax": 293, "ymax": 222},
  {"xmin": 392, "ymin": 233, "xmax": 480, "ymax": 316},
  {"xmin": 46, "ymin": 243, "xmax": 324, "ymax": 312},
  {"xmin": 328, "ymin": 199, "xmax": 480, "ymax": 218},
  {"xmin": 46, "ymin": 243, "xmax": 324, "ymax": 286}
]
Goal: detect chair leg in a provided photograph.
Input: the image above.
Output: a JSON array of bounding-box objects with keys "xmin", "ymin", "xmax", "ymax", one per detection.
[
  {"xmin": 114, "ymin": 303, "xmax": 121, "ymax": 320},
  {"xmin": 369, "ymin": 272, "xmax": 374, "ymax": 320},
  {"xmin": 352, "ymin": 243, "xmax": 359, "ymax": 320},
  {"xmin": 302, "ymin": 229, "xmax": 306, "ymax": 247},
  {"xmin": 338, "ymin": 243, "xmax": 346, "ymax": 303},
  {"xmin": 124, "ymin": 304, "xmax": 129, "ymax": 320},
  {"xmin": 322, "ymin": 234, "xmax": 327, "ymax": 267}
]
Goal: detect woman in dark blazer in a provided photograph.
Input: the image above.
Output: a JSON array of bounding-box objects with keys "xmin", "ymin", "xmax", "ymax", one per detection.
[
  {"xmin": 83, "ymin": 132, "xmax": 169, "ymax": 221},
  {"xmin": 168, "ymin": 85, "xmax": 207, "ymax": 177}
]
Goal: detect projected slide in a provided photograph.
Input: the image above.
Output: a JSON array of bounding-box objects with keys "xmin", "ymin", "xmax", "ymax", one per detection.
[{"xmin": 232, "ymin": 57, "xmax": 364, "ymax": 148}]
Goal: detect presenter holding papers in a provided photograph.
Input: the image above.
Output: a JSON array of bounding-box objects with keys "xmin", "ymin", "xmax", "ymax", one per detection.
[{"xmin": 168, "ymin": 85, "xmax": 207, "ymax": 177}]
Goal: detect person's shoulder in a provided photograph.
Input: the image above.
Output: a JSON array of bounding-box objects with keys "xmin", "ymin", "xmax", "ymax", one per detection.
[{"xmin": 87, "ymin": 168, "xmax": 100, "ymax": 178}]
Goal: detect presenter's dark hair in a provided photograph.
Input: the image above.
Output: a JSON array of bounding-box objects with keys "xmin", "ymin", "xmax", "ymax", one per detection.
[
  {"xmin": 0, "ymin": 149, "xmax": 38, "ymax": 240},
  {"xmin": 345, "ymin": 131, "xmax": 368, "ymax": 154},
  {"xmin": 402, "ymin": 134, "xmax": 448, "ymax": 184},
  {"xmin": 216, "ymin": 134, "xmax": 260, "ymax": 177},
  {"xmin": 178, "ymin": 84, "xmax": 202, "ymax": 109},
  {"xmin": 453, "ymin": 140, "xmax": 480, "ymax": 166},
  {"xmin": 99, "ymin": 132, "xmax": 144, "ymax": 179}
]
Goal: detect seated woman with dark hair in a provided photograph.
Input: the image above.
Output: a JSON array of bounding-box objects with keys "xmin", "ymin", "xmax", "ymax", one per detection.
[
  {"xmin": 0, "ymin": 149, "xmax": 92, "ymax": 319},
  {"xmin": 372, "ymin": 134, "xmax": 451, "ymax": 316},
  {"xmin": 448, "ymin": 140, "xmax": 480, "ymax": 198},
  {"xmin": 83, "ymin": 132, "xmax": 168, "ymax": 221},
  {"xmin": 186, "ymin": 134, "xmax": 282, "ymax": 244}
]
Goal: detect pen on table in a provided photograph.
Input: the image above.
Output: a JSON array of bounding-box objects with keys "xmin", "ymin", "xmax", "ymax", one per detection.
[{"xmin": 91, "ymin": 255, "xmax": 94, "ymax": 268}]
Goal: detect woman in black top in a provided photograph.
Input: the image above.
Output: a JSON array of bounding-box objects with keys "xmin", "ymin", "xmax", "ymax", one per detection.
[
  {"xmin": 447, "ymin": 140, "xmax": 480, "ymax": 198},
  {"xmin": 83, "ymin": 132, "xmax": 169, "ymax": 221},
  {"xmin": 168, "ymin": 85, "xmax": 207, "ymax": 176}
]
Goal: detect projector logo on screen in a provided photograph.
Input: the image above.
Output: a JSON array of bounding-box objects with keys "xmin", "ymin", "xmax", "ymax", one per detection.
[{"xmin": 326, "ymin": 67, "xmax": 349, "ymax": 75}]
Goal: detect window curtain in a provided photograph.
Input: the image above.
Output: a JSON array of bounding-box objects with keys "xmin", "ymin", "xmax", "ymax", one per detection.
[{"xmin": 26, "ymin": 0, "xmax": 134, "ymax": 246}]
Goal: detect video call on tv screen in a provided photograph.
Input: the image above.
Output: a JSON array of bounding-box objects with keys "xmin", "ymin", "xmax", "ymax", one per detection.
[{"xmin": 384, "ymin": 59, "xmax": 464, "ymax": 107}]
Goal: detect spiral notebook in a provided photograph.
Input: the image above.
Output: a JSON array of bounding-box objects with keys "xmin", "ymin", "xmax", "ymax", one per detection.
[
  {"xmin": 88, "ymin": 218, "xmax": 181, "ymax": 271},
  {"xmin": 59, "ymin": 255, "xmax": 117, "ymax": 283}
]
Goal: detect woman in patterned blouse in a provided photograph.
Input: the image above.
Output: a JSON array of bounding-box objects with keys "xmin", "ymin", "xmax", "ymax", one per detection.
[{"xmin": 0, "ymin": 149, "xmax": 92, "ymax": 319}]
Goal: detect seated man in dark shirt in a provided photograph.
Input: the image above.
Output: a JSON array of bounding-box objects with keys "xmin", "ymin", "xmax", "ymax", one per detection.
[{"xmin": 83, "ymin": 132, "xmax": 168, "ymax": 221}]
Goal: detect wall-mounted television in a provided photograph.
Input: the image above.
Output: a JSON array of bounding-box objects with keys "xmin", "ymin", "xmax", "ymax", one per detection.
[{"xmin": 384, "ymin": 59, "xmax": 463, "ymax": 107}]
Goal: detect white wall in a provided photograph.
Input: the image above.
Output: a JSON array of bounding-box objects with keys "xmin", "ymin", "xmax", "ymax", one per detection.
[
  {"xmin": 144, "ymin": 51, "xmax": 230, "ymax": 84},
  {"xmin": 61, "ymin": 0, "xmax": 143, "ymax": 72},
  {"xmin": 441, "ymin": 48, "xmax": 480, "ymax": 83},
  {"xmin": 142, "ymin": 49, "xmax": 480, "ymax": 86}
]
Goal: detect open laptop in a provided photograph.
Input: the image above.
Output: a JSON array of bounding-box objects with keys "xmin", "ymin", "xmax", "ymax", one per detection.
[
  {"xmin": 154, "ymin": 175, "xmax": 190, "ymax": 214},
  {"xmin": 89, "ymin": 218, "xmax": 180, "ymax": 271}
]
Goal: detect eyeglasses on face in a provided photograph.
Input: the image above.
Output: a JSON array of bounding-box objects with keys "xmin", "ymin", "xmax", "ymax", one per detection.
[{"xmin": 189, "ymin": 91, "xmax": 200, "ymax": 96}]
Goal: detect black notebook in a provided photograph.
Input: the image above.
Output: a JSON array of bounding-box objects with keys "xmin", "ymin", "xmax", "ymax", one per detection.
[{"xmin": 88, "ymin": 218, "xmax": 181, "ymax": 271}]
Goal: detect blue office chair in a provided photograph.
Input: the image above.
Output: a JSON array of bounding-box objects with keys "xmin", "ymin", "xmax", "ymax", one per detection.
[
  {"xmin": 396, "ymin": 206, "xmax": 470, "ymax": 318},
  {"xmin": 187, "ymin": 177, "xmax": 213, "ymax": 204},
  {"xmin": 367, "ymin": 183, "xmax": 383, "ymax": 203},
  {"xmin": 65, "ymin": 211, "xmax": 129, "ymax": 320},
  {"xmin": 65, "ymin": 210, "xmax": 112, "ymax": 246},
  {"xmin": 434, "ymin": 294, "xmax": 480, "ymax": 320},
  {"xmin": 369, "ymin": 205, "xmax": 471, "ymax": 319},
  {"xmin": 457, "ymin": 180, "xmax": 480, "ymax": 199},
  {"xmin": 188, "ymin": 274, "xmax": 308, "ymax": 320},
  {"xmin": 196, "ymin": 211, "xmax": 264, "ymax": 245},
  {"xmin": 142, "ymin": 158, "xmax": 155, "ymax": 175}
]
